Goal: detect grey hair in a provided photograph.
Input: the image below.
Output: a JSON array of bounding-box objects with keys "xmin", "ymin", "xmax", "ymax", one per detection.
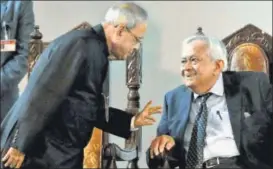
[
  {"xmin": 181, "ymin": 35, "xmax": 228, "ymax": 71},
  {"xmin": 104, "ymin": 2, "xmax": 148, "ymax": 29}
]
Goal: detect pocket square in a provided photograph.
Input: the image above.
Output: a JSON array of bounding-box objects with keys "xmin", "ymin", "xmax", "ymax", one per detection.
[{"xmin": 244, "ymin": 112, "xmax": 251, "ymax": 118}]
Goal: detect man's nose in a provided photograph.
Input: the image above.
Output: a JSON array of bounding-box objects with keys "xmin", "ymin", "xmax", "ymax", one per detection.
[{"xmin": 183, "ymin": 60, "xmax": 193, "ymax": 70}]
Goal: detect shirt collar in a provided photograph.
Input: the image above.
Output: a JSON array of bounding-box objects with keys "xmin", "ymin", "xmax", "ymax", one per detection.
[
  {"xmin": 92, "ymin": 24, "xmax": 110, "ymax": 57},
  {"xmin": 193, "ymin": 73, "xmax": 224, "ymax": 100}
]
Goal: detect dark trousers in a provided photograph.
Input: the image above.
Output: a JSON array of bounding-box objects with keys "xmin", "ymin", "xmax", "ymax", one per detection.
[
  {"xmin": 148, "ymin": 158, "xmax": 243, "ymax": 169},
  {"xmin": 146, "ymin": 147, "xmax": 244, "ymax": 169},
  {"xmin": 204, "ymin": 157, "xmax": 242, "ymax": 169}
]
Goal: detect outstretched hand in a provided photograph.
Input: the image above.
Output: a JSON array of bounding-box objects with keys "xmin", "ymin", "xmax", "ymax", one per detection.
[{"xmin": 134, "ymin": 100, "xmax": 162, "ymax": 127}]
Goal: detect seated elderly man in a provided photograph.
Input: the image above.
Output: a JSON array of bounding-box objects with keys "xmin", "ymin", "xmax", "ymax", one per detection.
[{"xmin": 146, "ymin": 35, "xmax": 272, "ymax": 169}]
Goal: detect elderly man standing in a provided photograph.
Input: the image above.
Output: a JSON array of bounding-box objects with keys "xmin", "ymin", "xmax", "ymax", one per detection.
[
  {"xmin": 1, "ymin": 2, "xmax": 162, "ymax": 169},
  {"xmin": 147, "ymin": 35, "xmax": 272, "ymax": 169},
  {"xmin": 1, "ymin": 1, "xmax": 34, "ymax": 122}
]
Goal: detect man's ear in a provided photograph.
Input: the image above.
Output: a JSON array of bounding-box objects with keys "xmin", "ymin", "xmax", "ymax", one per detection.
[
  {"xmin": 116, "ymin": 24, "xmax": 126, "ymax": 36},
  {"xmin": 214, "ymin": 60, "xmax": 224, "ymax": 75}
]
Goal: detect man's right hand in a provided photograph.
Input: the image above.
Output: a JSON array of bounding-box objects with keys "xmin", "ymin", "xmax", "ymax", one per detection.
[
  {"xmin": 150, "ymin": 135, "xmax": 175, "ymax": 159},
  {"xmin": 2, "ymin": 147, "xmax": 25, "ymax": 168}
]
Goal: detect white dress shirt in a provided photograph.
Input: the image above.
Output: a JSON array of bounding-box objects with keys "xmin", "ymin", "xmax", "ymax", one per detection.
[
  {"xmin": 183, "ymin": 73, "xmax": 240, "ymax": 161},
  {"xmin": 130, "ymin": 116, "xmax": 138, "ymax": 131}
]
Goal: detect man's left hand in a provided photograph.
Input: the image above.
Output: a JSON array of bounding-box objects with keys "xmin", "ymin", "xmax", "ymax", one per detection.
[
  {"xmin": 2, "ymin": 147, "xmax": 25, "ymax": 168},
  {"xmin": 134, "ymin": 100, "xmax": 162, "ymax": 127}
]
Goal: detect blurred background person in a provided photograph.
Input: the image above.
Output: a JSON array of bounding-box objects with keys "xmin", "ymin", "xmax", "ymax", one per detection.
[{"xmin": 1, "ymin": 1, "xmax": 35, "ymax": 122}]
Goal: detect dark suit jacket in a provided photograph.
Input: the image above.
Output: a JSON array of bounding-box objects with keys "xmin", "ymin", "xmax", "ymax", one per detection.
[
  {"xmin": 1, "ymin": 25, "xmax": 133, "ymax": 168},
  {"xmin": 0, "ymin": 1, "xmax": 35, "ymax": 121},
  {"xmin": 147, "ymin": 71, "xmax": 272, "ymax": 169}
]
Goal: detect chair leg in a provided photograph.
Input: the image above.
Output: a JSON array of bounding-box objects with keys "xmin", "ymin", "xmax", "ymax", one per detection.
[{"xmin": 127, "ymin": 158, "xmax": 139, "ymax": 169}]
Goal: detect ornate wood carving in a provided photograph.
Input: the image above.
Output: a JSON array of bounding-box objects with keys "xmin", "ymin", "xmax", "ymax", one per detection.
[
  {"xmin": 102, "ymin": 45, "xmax": 143, "ymax": 169},
  {"xmin": 28, "ymin": 25, "xmax": 43, "ymax": 78},
  {"xmin": 196, "ymin": 27, "xmax": 205, "ymax": 36},
  {"xmin": 125, "ymin": 45, "xmax": 142, "ymax": 149},
  {"xmin": 222, "ymin": 24, "xmax": 273, "ymax": 82},
  {"xmin": 125, "ymin": 45, "xmax": 142, "ymax": 168}
]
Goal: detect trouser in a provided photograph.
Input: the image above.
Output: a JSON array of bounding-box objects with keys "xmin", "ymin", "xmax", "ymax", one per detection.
[
  {"xmin": 202, "ymin": 156, "xmax": 242, "ymax": 169},
  {"xmin": 146, "ymin": 146, "xmax": 245, "ymax": 169}
]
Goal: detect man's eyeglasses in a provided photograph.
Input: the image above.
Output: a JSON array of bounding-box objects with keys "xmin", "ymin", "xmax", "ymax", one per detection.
[{"xmin": 126, "ymin": 27, "xmax": 143, "ymax": 45}]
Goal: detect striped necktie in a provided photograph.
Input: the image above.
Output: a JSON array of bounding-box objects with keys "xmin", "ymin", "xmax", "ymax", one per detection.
[{"xmin": 186, "ymin": 93, "xmax": 212, "ymax": 169}]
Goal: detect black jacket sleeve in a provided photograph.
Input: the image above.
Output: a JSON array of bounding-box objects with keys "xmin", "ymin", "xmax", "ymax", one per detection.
[{"xmin": 95, "ymin": 107, "xmax": 133, "ymax": 139}]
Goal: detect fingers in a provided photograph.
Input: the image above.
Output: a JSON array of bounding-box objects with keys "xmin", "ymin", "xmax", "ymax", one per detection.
[
  {"xmin": 150, "ymin": 139, "xmax": 159, "ymax": 159},
  {"xmin": 1, "ymin": 148, "xmax": 25, "ymax": 169},
  {"xmin": 4, "ymin": 156, "xmax": 16, "ymax": 167},
  {"xmin": 166, "ymin": 140, "xmax": 175, "ymax": 150},
  {"xmin": 150, "ymin": 136, "xmax": 175, "ymax": 159},
  {"xmin": 158, "ymin": 138, "xmax": 168, "ymax": 153},
  {"xmin": 15, "ymin": 156, "xmax": 24, "ymax": 168},
  {"xmin": 2, "ymin": 148, "xmax": 11, "ymax": 162},
  {"xmin": 150, "ymin": 146, "xmax": 154, "ymax": 159},
  {"xmin": 142, "ymin": 117, "xmax": 156, "ymax": 126},
  {"xmin": 142, "ymin": 101, "xmax": 162, "ymax": 116},
  {"xmin": 145, "ymin": 116, "xmax": 156, "ymax": 122},
  {"xmin": 148, "ymin": 106, "xmax": 162, "ymax": 115},
  {"xmin": 148, "ymin": 106, "xmax": 162, "ymax": 112},
  {"xmin": 141, "ymin": 109, "xmax": 159, "ymax": 126},
  {"xmin": 136, "ymin": 102, "xmax": 162, "ymax": 127},
  {"xmin": 150, "ymin": 137, "xmax": 166, "ymax": 158},
  {"xmin": 140, "ymin": 114, "xmax": 156, "ymax": 126},
  {"xmin": 143, "ymin": 100, "xmax": 152, "ymax": 111}
]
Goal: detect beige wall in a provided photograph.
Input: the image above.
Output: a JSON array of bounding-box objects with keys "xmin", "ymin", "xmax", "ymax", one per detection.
[{"xmin": 19, "ymin": 1, "xmax": 272, "ymax": 167}]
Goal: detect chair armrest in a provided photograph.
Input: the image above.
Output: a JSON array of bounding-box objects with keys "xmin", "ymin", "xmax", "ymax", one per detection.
[{"xmin": 146, "ymin": 147, "xmax": 184, "ymax": 169}]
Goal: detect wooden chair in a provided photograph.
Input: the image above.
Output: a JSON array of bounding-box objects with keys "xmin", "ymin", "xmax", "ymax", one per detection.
[
  {"xmin": 27, "ymin": 22, "xmax": 143, "ymax": 168},
  {"xmin": 223, "ymin": 23, "xmax": 272, "ymax": 82},
  {"xmin": 222, "ymin": 23, "xmax": 272, "ymax": 167}
]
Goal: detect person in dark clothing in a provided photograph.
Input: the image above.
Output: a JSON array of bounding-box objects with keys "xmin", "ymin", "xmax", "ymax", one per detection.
[{"xmin": 1, "ymin": 2, "xmax": 161, "ymax": 168}]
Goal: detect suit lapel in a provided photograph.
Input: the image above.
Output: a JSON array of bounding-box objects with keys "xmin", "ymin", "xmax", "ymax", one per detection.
[
  {"xmin": 223, "ymin": 72, "xmax": 243, "ymax": 148},
  {"xmin": 179, "ymin": 87, "xmax": 192, "ymax": 139}
]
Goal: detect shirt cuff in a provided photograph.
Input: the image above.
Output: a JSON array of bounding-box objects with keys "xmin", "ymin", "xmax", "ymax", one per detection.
[{"xmin": 130, "ymin": 116, "xmax": 139, "ymax": 131}]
